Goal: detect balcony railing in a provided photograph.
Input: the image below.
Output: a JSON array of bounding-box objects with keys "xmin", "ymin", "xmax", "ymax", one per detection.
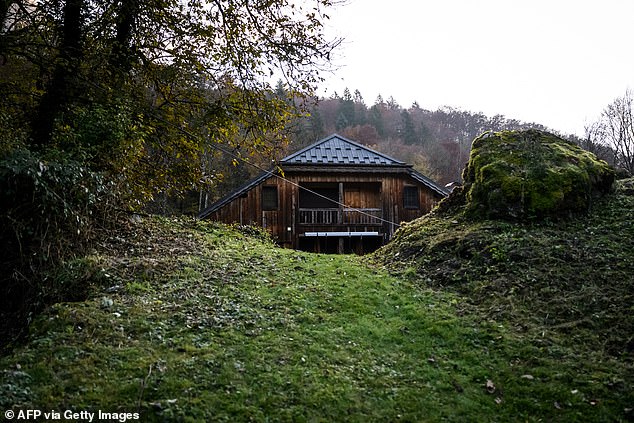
[{"xmin": 299, "ymin": 208, "xmax": 382, "ymax": 225}]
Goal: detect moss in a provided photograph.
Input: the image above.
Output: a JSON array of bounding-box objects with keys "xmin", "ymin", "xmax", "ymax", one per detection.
[{"xmin": 456, "ymin": 129, "xmax": 615, "ymax": 220}]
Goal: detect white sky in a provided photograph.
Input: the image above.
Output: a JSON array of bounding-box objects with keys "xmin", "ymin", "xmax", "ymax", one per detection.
[{"xmin": 319, "ymin": 0, "xmax": 634, "ymax": 136}]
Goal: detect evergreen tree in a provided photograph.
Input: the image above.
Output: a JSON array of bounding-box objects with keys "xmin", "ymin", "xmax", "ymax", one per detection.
[
  {"xmin": 309, "ymin": 108, "xmax": 326, "ymax": 140},
  {"xmin": 369, "ymin": 104, "xmax": 386, "ymax": 137},
  {"xmin": 338, "ymin": 87, "xmax": 355, "ymax": 128},
  {"xmin": 275, "ymin": 80, "xmax": 287, "ymax": 98},
  {"xmin": 335, "ymin": 112, "xmax": 350, "ymax": 131},
  {"xmin": 342, "ymin": 87, "xmax": 353, "ymax": 101},
  {"xmin": 420, "ymin": 122, "xmax": 434, "ymax": 146},
  {"xmin": 387, "ymin": 96, "xmax": 400, "ymax": 110},
  {"xmin": 355, "ymin": 103, "xmax": 367, "ymax": 126},
  {"xmin": 401, "ymin": 110, "xmax": 418, "ymax": 145}
]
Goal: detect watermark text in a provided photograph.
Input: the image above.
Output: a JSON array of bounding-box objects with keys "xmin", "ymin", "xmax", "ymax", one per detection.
[{"xmin": 4, "ymin": 409, "xmax": 140, "ymax": 422}]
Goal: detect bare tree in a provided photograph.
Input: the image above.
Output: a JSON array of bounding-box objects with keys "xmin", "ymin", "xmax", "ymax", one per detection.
[
  {"xmin": 602, "ymin": 89, "xmax": 634, "ymax": 175},
  {"xmin": 582, "ymin": 120, "xmax": 615, "ymax": 165}
]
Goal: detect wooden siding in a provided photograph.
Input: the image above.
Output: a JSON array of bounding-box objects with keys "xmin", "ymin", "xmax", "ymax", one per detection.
[
  {"xmin": 206, "ymin": 170, "xmax": 444, "ymax": 250},
  {"xmin": 343, "ymin": 182, "xmax": 381, "ymax": 208}
]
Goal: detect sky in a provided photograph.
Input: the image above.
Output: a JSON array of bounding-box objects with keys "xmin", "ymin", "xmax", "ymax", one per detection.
[{"xmin": 318, "ymin": 0, "xmax": 634, "ymax": 136}]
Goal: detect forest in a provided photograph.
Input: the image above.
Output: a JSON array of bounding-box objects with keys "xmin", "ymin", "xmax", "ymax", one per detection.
[
  {"xmin": 284, "ymin": 89, "xmax": 551, "ymax": 185},
  {"xmin": 297, "ymin": 87, "xmax": 634, "ymax": 183},
  {"xmin": 205, "ymin": 86, "xmax": 631, "ymax": 215}
]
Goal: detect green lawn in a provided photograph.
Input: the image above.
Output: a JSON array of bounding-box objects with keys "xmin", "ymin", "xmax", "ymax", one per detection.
[{"xmin": 1, "ymin": 217, "xmax": 631, "ymax": 422}]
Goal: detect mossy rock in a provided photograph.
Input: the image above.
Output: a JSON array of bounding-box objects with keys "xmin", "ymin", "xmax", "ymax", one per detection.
[{"xmin": 453, "ymin": 129, "xmax": 615, "ymax": 220}]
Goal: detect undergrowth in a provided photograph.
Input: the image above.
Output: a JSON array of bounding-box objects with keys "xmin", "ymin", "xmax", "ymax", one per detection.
[
  {"xmin": 0, "ymin": 148, "xmax": 119, "ymax": 352},
  {"xmin": 379, "ymin": 183, "xmax": 634, "ymax": 355}
]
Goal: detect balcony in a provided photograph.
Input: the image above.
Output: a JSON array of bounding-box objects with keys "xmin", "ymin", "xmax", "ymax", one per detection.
[{"xmin": 298, "ymin": 208, "xmax": 383, "ymax": 225}]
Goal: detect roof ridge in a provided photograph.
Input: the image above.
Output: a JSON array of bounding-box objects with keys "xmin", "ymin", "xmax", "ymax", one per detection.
[{"xmin": 281, "ymin": 133, "xmax": 406, "ymax": 166}]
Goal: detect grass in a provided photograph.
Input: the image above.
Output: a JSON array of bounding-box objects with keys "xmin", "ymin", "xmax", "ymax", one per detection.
[
  {"xmin": 1, "ymin": 198, "xmax": 633, "ymax": 421},
  {"xmin": 376, "ymin": 180, "xmax": 634, "ymax": 421}
]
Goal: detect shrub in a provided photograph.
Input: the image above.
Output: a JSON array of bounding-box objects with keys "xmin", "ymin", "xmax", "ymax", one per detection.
[{"xmin": 0, "ymin": 148, "xmax": 117, "ymax": 347}]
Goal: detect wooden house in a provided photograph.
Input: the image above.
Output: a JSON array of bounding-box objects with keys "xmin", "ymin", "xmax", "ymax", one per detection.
[{"xmin": 199, "ymin": 134, "xmax": 447, "ymax": 253}]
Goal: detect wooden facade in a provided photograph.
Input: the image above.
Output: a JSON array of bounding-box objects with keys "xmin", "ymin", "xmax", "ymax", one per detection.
[{"xmin": 200, "ymin": 134, "xmax": 447, "ymax": 253}]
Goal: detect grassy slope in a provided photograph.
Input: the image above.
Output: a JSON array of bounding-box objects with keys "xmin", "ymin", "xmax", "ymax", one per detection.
[
  {"xmin": 376, "ymin": 180, "xmax": 634, "ymax": 421},
  {"xmin": 0, "ymin": 189, "xmax": 632, "ymax": 421}
]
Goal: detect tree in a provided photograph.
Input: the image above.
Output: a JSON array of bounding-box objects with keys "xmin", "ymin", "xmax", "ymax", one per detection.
[
  {"xmin": 601, "ymin": 89, "xmax": 634, "ymax": 175},
  {"xmin": 419, "ymin": 122, "xmax": 435, "ymax": 146},
  {"xmin": 338, "ymin": 87, "xmax": 355, "ymax": 128},
  {"xmin": 400, "ymin": 109, "xmax": 417, "ymax": 145},
  {"xmin": 0, "ymin": 0, "xmax": 342, "ymax": 337},
  {"xmin": 369, "ymin": 104, "xmax": 386, "ymax": 137},
  {"xmin": 342, "ymin": 124, "xmax": 379, "ymax": 145},
  {"xmin": 308, "ymin": 107, "xmax": 326, "ymax": 141},
  {"xmin": 353, "ymin": 89, "xmax": 367, "ymax": 125},
  {"xmin": 386, "ymin": 96, "xmax": 400, "ymax": 110},
  {"xmin": 580, "ymin": 121, "xmax": 615, "ymax": 165},
  {"xmin": 1, "ymin": 0, "xmax": 342, "ymax": 202},
  {"xmin": 335, "ymin": 112, "xmax": 350, "ymax": 131}
]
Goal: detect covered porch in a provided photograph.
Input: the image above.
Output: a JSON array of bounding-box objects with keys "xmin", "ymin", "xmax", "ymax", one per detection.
[{"xmin": 296, "ymin": 181, "xmax": 385, "ymax": 253}]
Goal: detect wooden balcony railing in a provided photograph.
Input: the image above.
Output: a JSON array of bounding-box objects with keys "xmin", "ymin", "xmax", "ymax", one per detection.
[
  {"xmin": 343, "ymin": 208, "xmax": 383, "ymax": 225},
  {"xmin": 299, "ymin": 208, "xmax": 382, "ymax": 225}
]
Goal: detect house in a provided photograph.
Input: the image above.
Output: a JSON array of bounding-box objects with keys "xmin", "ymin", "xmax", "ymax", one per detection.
[{"xmin": 199, "ymin": 134, "xmax": 447, "ymax": 253}]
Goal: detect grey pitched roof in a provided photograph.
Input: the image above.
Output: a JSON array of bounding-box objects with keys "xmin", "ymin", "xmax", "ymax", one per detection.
[
  {"xmin": 410, "ymin": 169, "xmax": 449, "ymax": 197},
  {"xmin": 281, "ymin": 134, "xmax": 405, "ymax": 166},
  {"xmin": 198, "ymin": 171, "xmax": 273, "ymax": 219}
]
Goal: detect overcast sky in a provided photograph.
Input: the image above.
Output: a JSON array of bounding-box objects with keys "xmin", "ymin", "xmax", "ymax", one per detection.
[{"xmin": 319, "ymin": 0, "xmax": 634, "ymax": 136}]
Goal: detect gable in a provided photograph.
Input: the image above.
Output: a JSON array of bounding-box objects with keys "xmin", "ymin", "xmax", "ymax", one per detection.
[{"xmin": 281, "ymin": 134, "xmax": 405, "ymax": 166}]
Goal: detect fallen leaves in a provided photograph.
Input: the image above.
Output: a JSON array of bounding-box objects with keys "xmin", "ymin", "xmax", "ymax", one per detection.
[
  {"xmin": 484, "ymin": 379, "xmax": 503, "ymax": 405},
  {"xmin": 485, "ymin": 379, "xmax": 496, "ymax": 394}
]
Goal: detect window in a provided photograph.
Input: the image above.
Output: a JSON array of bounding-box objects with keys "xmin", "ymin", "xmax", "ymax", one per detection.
[
  {"xmin": 299, "ymin": 183, "xmax": 339, "ymax": 208},
  {"xmin": 403, "ymin": 186, "xmax": 420, "ymax": 209},
  {"xmin": 262, "ymin": 186, "xmax": 278, "ymax": 211}
]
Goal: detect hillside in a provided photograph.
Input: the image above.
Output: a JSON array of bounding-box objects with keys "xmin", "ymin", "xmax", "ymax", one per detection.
[
  {"xmin": 375, "ymin": 176, "xmax": 634, "ymax": 420},
  {"xmin": 1, "ymin": 199, "xmax": 633, "ymax": 421}
]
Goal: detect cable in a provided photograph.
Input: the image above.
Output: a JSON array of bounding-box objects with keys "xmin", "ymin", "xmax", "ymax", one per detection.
[
  {"xmin": 12, "ymin": 50, "xmax": 402, "ymax": 228},
  {"xmin": 56, "ymin": 64, "xmax": 404, "ymax": 229},
  {"xmin": 169, "ymin": 123, "xmax": 402, "ymax": 229}
]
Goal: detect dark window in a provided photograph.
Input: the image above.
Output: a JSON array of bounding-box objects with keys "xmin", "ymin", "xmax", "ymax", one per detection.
[
  {"xmin": 403, "ymin": 186, "xmax": 420, "ymax": 209},
  {"xmin": 262, "ymin": 186, "xmax": 278, "ymax": 211},
  {"xmin": 299, "ymin": 183, "xmax": 339, "ymax": 208}
]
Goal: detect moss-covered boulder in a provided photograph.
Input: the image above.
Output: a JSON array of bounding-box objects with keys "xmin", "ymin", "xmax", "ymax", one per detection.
[{"xmin": 449, "ymin": 129, "xmax": 615, "ymax": 220}]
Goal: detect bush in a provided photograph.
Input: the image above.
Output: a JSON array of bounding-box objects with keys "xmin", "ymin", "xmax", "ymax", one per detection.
[{"xmin": 0, "ymin": 148, "xmax": 117, "ymax": 348}]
